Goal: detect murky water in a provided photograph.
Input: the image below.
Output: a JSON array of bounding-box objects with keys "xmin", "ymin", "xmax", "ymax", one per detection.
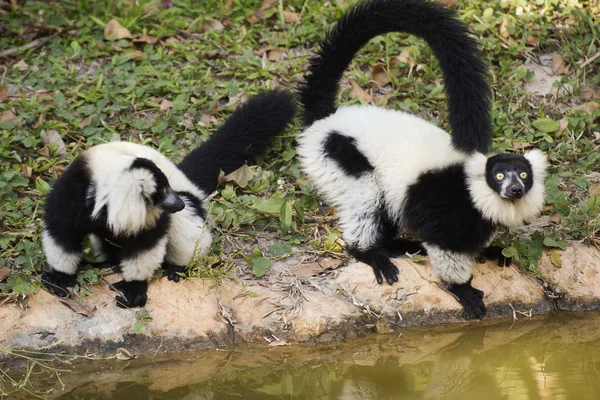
[{"xmin": 15, "ymin": 312, "xmax": 600, "ymax": 399}]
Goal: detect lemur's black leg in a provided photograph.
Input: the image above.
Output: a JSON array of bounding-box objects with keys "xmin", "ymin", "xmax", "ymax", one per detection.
[
  {"xmin": 476, "ymin": 245, "xmax": 511, "ymax": 267},
  {"xmin": 161, "ymin": 261, "xmax": 187, "ymax": 283},
  {"xmin": 383, "ymin": 238, "xmax": 427, "ymax": 257},
  {"xmin": 42, "ymin": 270, "xmax": 78, "ymax": 297},
  {"xmin": 348, "ymin": 246, "xmax": 399, "ymax": 285},
  {"xmin": 446, "ymin": 279, "xmax": 486, "ymax": 320},
  {"xmin": 111, "ymin": 280, "xmax": 148, "ymax": 308}
]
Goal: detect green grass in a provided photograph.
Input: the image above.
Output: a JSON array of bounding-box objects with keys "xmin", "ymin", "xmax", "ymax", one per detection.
[{"xmin": 0, "ymin": 0, "xmax": 598, "ymax": 298}]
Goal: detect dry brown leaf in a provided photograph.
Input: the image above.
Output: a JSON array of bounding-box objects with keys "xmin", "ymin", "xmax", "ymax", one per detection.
[
  {"xmin": 133, "ymin": 35, "xmax": 158, "ymax": 44},
  {"xmin": 246, "ymin": 13, "xmax": 262, "ymax": 24},
  {"xmin": 575, "ymin": 102, "xmax": 599, "ymax": 114},
  {"xmin": 512, "ymin": 141, "xmax": 533, "ymax": 149},
  {"xmin": 0, "ymin": 84, "xmax": 8, "ymax": 102},
  {"xmin": 551, "ymin": 53, "xmax": 569, "ymax": 75},
  {"xmin": 159, "ymin": 99, "xmax": 172, "ymax": 111},
  {"xmin": 391, "ymin": 49, "xmax": 412, "ymax": 68},
  {"xmin": 259, "ymin": 0, "xmax": 277, "ymax": 10},
  {"xmin": 526, "ymin": 35, "xmax": 539, "ymax": 46},
  {"xmin": 349, "ymin": 80, "xmax": 372, "ymax": 102},
  {"xmin": 116, "ymin": 348, "xmax": 136, "ymax": 360},
  {"xmin": 40, "ymin": 130, "xmax": 66, "ymax": 159},
  {"xmin": 124, "ymin": 50, "xmax": 146, "ymax": 60},
  {"xmin": 0, "ymin": 110, "xmax": 17, "ymax": 124},
  {"xmin": 165, "ymin": 37, "xmax": 180, "ymax": 45},
  {"xmin": 499, "ymin": 17, "xmax": 510, "ymax": 39},
  {"xmin": 0, "ymin": 267, "xmax": 10, "ymax": 282},
  {"xmin": 370, "ymin": 63, "xmax": 391, "ymax": 87},
  {"xmin": 59, "ymin": 297, "xmax": 95, "ymax": 318},
  {"xmin": 589, "ymin": 183, "xmax": 600, "ymax": 197},
  {"xmin": 79, "ymin": 115, "xmax": 92, "ymax": 129},
  {"xmin": 281, "ymin": 11, "xmax": 299, "ymax": 23},
  {"xmin": 199, "ymin": 113, "xmax": 216, "ymax": 126},
  {"xmin": 37, "ymin": 146, "xmax": 50, "ymax": 158},
  {"xmin": 202, "ymin": 18, "xmax": 224, "ymax": 32},
  {"xmin": 579, "ymin": 86, "xmax": 600, "ymax": 99},
  {"xmin": 515, "ymin": 6, "xmax": 524, "ymax": 16},
  {"xmin": 20, "ymin": 164, "xmax": 33, "ymax": 178},
  {"xmin": 290, "ymin": 259, "xmax": 342, "ymax": 278},
  {"xmin": 219, "ymin": 164, "xmax": 256, "ymax": 188},
  {"xmin": 557, "ymin": 118, "xmax": 568, "ymax": 135},
  {"xmin": 549, "ymin": 213, "xmax": 562, "ymax": 224},
  {"xmin": 267, "ymin": 48, "xmax": 286, "ymax": 61},
  {"xmin": 13, "ymin": 60, "xmax": 28, "ymax": 71},
  {"xmin": 439, "ymin": 0, "xmax": 457, "ymax": 6},
  {"xmin": 252, "ymin": 46, "xmax": 274, "ymax": 57},
  {"xmin": 104, "ymin": 19, "xmax": 133, "ymax": 40}
]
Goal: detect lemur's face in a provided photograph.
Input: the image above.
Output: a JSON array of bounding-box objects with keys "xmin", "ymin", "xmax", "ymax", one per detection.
[
  {"xmin": 129, "ymin": 158, "xmax": 185, "ymax": 213},
  {"xmin": 485, "ymin": 154, "xmax": 533, "ymax": 201}
]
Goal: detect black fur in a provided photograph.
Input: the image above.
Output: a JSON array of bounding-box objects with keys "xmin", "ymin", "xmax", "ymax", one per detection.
[
  {"xmin": 347, "ymin": 246, "xmax": 399, "ymax": 285},
  {"xmin": 41, "ymin": 270, "xmax": 77, "ymax": 297},
  {"xmin": 177, "ymin": 191, "xmax": 207, "ymax": 220},
  {"xmin": 403, "ymin": 164, "xmax": 496, "ymax": 253},
  {"xmin": 324, "ymin": 131, "xmax": 374, "ymax": 177},
  {"xmin": 178, "ymin": 90, "xmax": 297, "ymax": 195},
  {"xmin": 111, "ymin": 280, "xmax": 148, "ymax": 308},
  {"xmin": 299, "ymin": 0, "xmax": 491, "ymax": 153},
  {"xmin": 447, "ymin": 279, "xmax": 486, "ymax": 319},
  {"xmin": 161, "ymin": 261, "xmax": 186, "ymax": 282}
]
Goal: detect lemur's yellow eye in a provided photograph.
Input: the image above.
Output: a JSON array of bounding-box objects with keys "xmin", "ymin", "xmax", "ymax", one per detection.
[
  {"xmin": 520, "ymin": 172, "xmax": 528, "ymax": 179},
  {"xmin": 496, "ymin": 173, "xmax": 505, "ymax": 180}
]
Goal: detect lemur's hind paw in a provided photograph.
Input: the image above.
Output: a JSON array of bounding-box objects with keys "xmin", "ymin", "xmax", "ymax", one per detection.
[
  {"xmin": 482, "ymin": 245, "xmax": 512, "ymax": 267},
  {"xmin": 111, "ymin": 280, "xmax": 148, "ymax": 308},
  {"xmin": 42, "ymin": 270, "xmax": 77, "ymax": 297},
  {"xmin": 161, "ymin": 262, "xmax": 187, "ymax": 283},
  {"xmin": 371, "ymin": 260, "xmax": 399, "ymax": 285},
  {"xmin": 447, "ymin": 281, "xmax": 486, "ymax": 320}
]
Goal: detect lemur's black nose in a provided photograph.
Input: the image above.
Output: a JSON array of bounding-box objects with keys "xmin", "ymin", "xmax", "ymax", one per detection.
[{"xmin": 510, "ymin": 186, "xmax": 523, "ymax": 196}]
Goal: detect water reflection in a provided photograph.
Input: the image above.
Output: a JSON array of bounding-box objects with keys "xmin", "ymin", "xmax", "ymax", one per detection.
[{"xmin": 32, "ymin": 313, "xmax": 600, "ymax": 399}]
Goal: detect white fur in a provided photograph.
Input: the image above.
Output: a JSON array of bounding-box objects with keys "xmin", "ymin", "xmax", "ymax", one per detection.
[
  {"xmin": 465, "ymin": 150, "xmax": 547, "ymax": 227},
  {"xmin": 166, "ymin": 199, "xmax": 213, "ymax": 266},
  {"xmin": 297, "ymin": 105, "xmax": 468, "ymax": 248},
  {"xmin": 120, "ymin": 236, "xmax": 168, "ymax": 281},
  {"xmin": 42, "ymin": 230, "xmax": 81, "ymax": 275},
  {"xmin": 89, "ymin": 234, "xmax": 107, "ymax": 262},
  {"xmin": 86, "ymin": 142, "xmax": 206, "ymax": 236},
  {"xmin": 423, "ymin": 242, "xmax": 474, "ymax": 284}
]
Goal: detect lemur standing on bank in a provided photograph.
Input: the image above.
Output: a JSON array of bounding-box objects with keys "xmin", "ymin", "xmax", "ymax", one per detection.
[
  {"xmin": 42, "ymin": 90, "xmax": 296, "ymax": 308},
  {"xmin": 296, "ymin": 0, "xmax": 547, "ymax": 319}
]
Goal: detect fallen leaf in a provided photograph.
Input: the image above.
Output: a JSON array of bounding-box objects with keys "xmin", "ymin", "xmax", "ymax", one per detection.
[
  {"xmin": 549, "ymin": 213, "xmax": 562, "ymax": 224},
  {"xmin": 219, "ymin": 164, "xmax": 256, "ymax": 188},
  {"xmin": 391, "ymin": 49, "xmax": 413, "ymax": 68},
  {"xmin": 165, "ymin": 37, "xmax": 180, "ymax": 45},
  {"xmin": 526, "ymin": 35, "xmax": 539, "ymax": 46},
  {"xmin": 281, "ymin": 11, "xmax": 299, "ymax": 23},
  {"xmin": 349, "ymin": 80, "xmax": 372, "ymax": 102},
  {"xmin": 104, "ymin": 19, "xmax": 133, "ymax": 40},
  {"xmin": 370, "ymin": 63, "xmax": 391, "ymax": 87},
  {"xmin": 512, "ymin": 141, "xmax": 533, "ymax": 149},
  {"xmin": 267, "ymin": 48, "xmax": 286, "ymax": 61},
  {"xmin": 290, "ymin": 259, "xmax": 342, "ymax": 278},
  {"xmin": 59, "ymin": 297, "xmax": 95, "ymax": 318},
  {"xmin": 259, "ymin": 0, "xmax": 277, "ymax": 10},
  {"xmin": 0, "ymin": 84, "xmax": 8, "ymax": 102},
  {"xmin": 202, "ymin": 18, "xmax": 224, "ymax": 32},
  {"xmin": 590, "ymin": 183, "xmax": 600, "ymax": 197},
  {"xmin": 551, "ymin": 53, "xmax": 569, "ymax": 75},
  {"xmin": 115, "ymin": 348, "xmax": 136, "ymax": 360},
  {"xmin": 13, "ymin": 60, "xmax": 28, "ymax": 71},
  {"xmin": 159, "ymin": 99, "xmax": 172, "ymax": 111},
  {"xmin": 124, "ymin": 50, "xmax": 146, "ymax": 60},
  {"xmin": 79, "ymin": 115, "xmax": 92, "ymax": 129},
  {"xmin": 547, "ymin": 251, "xmax": 562, "ymax": 268},
  {"xmin": 133, "ymin": 34, "xmax": 158, "ymax": 44},
  {"xmin": 557, "ymin": 118, "xmax": 568, "ymax": 135},
  {"xmin": 579, "ymin": 86, "xmax": 600, "ymax": 99},
  {"xmin": 252, "ymin": 46, "xmax": 274, "ymax": 57},
  {"xmin": 439, "ymin": 0, "xmax": 457, "ymax": 5},
  {"xmin": 20, "ymin": 164, "xmax": 32, "ymax": 178},
  {"xmin": 499, "ymin": 17, "xmax": 510, "ymax": 39},
  {"xmin": 40, "ymin": 129, "xmax": 66, "ymax": 159},
  {"xmin": 0, "ymin": 267, "xmax": 10, "ymax": 282},
  {"xmin": 0, "ymin": 110, "xmax": 17, "ymax": 123},
  {"xmin": 515, "ymin": 6, "xmax": 524, "ymax": 16},
  {"xmin": 199, "ymin": 113, "xmax": 216, "ymax": 126},
  {"xmin": 575, "ymin": 102, "xmax": 599, "ymax": 114}
]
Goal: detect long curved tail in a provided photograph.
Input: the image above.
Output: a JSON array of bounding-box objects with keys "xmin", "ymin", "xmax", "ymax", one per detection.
[
  {"xmin": 298, "ymin": 0, "xmax": 491, "ymax": 153},
  {"xmin": 178, "ymin": 90, "xmax": 296, "ymax": 194}
]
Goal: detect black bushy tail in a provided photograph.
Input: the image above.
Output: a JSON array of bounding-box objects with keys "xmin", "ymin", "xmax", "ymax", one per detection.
[
  {"xmin": 178, "ymin": 90, "xmax": 296, "ymax": 194},
  {"xmin": 299, "ymin": 0, "xmax": 491, "ymax": 153}
]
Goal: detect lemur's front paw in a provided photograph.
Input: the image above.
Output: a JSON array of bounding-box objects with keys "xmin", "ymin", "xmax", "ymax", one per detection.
[
  {"xmin": 42, "ymin": 270, "xmax": 77, "ymax": 297},
  {"xmin": 110, "ymin": 280, "xmax": 148, "ymax": 308},
  {"xmin": 161, "ymin": 262, "xmax": 187, "ymax": 283},
  {"xmin": 371, "ymin": 260, "xmax": 399, "ymax": 285},
  {"xmin": 447, "ymin": 281, "xmax": 486, "ymax": 320}
]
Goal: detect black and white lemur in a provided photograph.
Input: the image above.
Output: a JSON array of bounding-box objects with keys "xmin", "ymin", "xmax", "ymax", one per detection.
[
  {"xmin": 297, "ymin": 0, "xmax": 547, "ymax": 319},
  {"xmin": 42, "ymin": 90, "xmax": 296, "ymax": 308}
]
